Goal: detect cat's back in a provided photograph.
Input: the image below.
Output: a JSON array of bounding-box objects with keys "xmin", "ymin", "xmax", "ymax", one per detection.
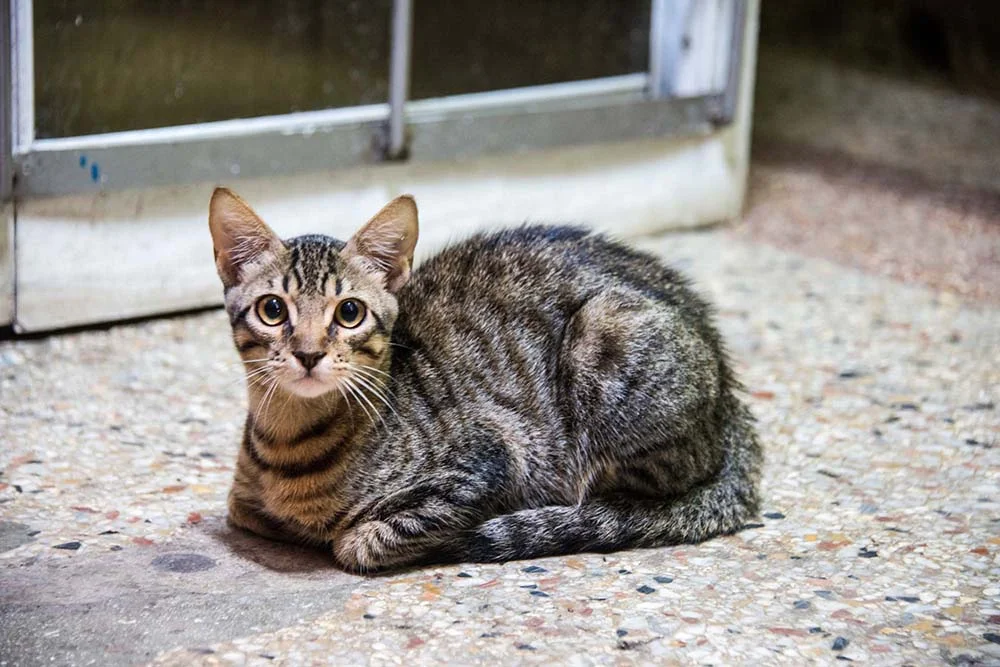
[
  {"xmin": 403, "ymin": 224, "xmax": 594, "ymax": 305},
  {"xmin": 387, "ymin": 224, "xmax": 722, "ymax": 413},
  {"xmin": 397, "ymin": 224, "xmax": 709, "ymax": 333}
]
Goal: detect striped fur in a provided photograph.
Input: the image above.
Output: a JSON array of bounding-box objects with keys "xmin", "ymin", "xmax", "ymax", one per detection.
[{"xmin": 209, "ymin": 189, "xmax": 762, "ymax": 573}]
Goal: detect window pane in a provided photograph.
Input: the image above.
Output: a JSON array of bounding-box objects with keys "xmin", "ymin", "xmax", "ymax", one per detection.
[
  {"xmin": 411, "ymin": 0, "xmax": 651, "ymax": 100},
  {"xmin": 34, "ymin": 1, "xmax": 391, "ymax": 139}
]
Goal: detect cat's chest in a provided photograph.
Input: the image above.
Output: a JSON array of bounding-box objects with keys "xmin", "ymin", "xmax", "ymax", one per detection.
[
  {"xmin": 244, "ymin": 418, "xmax": 369, "ymax": 537},
  {"xmin": 256, "ymin": 475, "xmax": 349, "ymax": 540},
  {"xmin": 246, "ymin": 443, "xmax": 358, "ymax": 539}
]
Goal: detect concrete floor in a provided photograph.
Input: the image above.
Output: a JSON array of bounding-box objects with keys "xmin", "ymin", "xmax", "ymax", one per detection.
[{"xmin": 1, "ymin": 146, "xmax": 998, "ymax": 665}]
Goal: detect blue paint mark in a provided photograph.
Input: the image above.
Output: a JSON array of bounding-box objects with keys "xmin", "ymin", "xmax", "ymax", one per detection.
[
  {"xmin": 79, "ymin": 155, "xmax": 87, "ymax": 167},
  {"xmin": 90, "ymin": 163, "xmax": 100, "ymax": 182}
]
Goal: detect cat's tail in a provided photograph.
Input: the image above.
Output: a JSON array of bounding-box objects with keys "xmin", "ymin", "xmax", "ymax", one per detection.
[{"xmin": 438, "ymin": 398, "xmax": 762, "ymax": 564}]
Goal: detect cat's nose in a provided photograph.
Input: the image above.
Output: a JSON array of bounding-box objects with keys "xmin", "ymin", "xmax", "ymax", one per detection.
[{"xmin": 293, "ymin": 351, "xmax": 326, "ymax": 371}]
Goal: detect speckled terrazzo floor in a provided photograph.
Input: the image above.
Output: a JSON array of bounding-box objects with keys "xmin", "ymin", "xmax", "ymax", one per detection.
[{"xmin": 1, "ymin": 205, "xmax": 998, "ymax": 665}]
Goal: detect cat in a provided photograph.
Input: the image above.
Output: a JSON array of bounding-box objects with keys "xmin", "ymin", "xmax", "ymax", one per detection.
[{"xmin": 208, "ymin": 187, "xmax": 762, "ymax": 573}]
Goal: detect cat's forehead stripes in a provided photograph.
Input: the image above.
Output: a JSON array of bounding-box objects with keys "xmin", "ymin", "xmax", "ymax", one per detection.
[{"xmin": 284, "ymin": 235, "xmax": 347, "ymax": 295}]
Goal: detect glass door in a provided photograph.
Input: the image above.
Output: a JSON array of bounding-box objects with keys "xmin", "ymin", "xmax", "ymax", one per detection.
[{"xmin": 4, "ymin": 0, "xmax": 746, "ymax": 197}]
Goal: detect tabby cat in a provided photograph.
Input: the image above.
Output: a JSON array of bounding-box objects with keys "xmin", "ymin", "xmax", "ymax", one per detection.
[{"xmin": 208, "ymin": 188, "xmax": 762, "ymax": 573}]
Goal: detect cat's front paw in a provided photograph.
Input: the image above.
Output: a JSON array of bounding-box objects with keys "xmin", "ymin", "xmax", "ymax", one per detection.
[{"xmin": 333, "ymin": 521, "xmax": 403, "ymax": 573}]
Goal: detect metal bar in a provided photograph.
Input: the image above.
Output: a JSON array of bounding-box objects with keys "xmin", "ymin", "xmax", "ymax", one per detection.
[
  {"xmin": 29, "ymin": 74, "xmax": 648, "ymax": 155},
  {"xmin": 717, "ymin": 0, "xmax": 747, "ymax": 124},
  {"xmin": 649, "ymin": 0, "xmax": 696, "ymax": 99},
  {"xmin": 14, "ymin": 75, "xmax": 677, "ymax": 197},
  {"xmin": 1, "ymin": 0, "xmax": 16, "ymax": 326},
  {"xmin": 11, "ymin": 0, "xmax": 31, "ymax": 150},
  {"xmin": 1, "ymin": 0, "xmax": 13, "ymax": 200},
  {"xmin": 387, "ymin": 0, "xmax": 413, "ymax": 159},
  {"xmin": 408, "ymin": 94, "xmax": 720, "ymax": 163},
  {"xmin": 648, "ymin": 0, "xmax": 668, "ymax": 98},
  {"xmin": 16, "ymin": 104, "xmax": 390, "ymax": 197},
  {"xmin": 407, "ymin": 74, "xmax": 648, "ymax": 117},
  {"xmin": 29, "ymin": 75, "xmax": 648, "ymax": 154},
  {"xmin": 29, "ymin": 103, "xmax": 389, "ymax": 152}
]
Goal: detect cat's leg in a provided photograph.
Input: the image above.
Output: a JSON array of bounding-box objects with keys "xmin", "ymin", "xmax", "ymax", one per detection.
[
  {"xmin": 333, "ymin": 403, "xmax": 759, "ymax": 569},
  {"xmin": 445, "ymin": 404, "xmax": 761, "ymax": 563},
  {"xmin": 331, "ymin": 478, "xmax": 494, "ymax": 573},
  {"xmin": 227, "ymin": 468, "xmax": 301, "ymax": 544},
  {"xmin": 559, "ymin": 288, "xmax": 732, "ymax": 499},
  {"xmin": 227, "ymin": 495, "xmax": 299, "ymax": 543},
  {"xmin": 542, "ymin": 287, "xmax": 762, "ymax": 558}
]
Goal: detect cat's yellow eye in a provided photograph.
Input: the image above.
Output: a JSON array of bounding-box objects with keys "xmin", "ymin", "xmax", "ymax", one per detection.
[
  {"xmin": 255, "ymin": 295, "xmax": 288, "ymax": 326},
  {"xmin": 335, "ymin": 299, "xmax": 366, "ymax": 328}
]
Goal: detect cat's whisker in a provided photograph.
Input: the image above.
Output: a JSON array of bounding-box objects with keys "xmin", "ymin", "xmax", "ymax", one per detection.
[
  {"xmin": 240, "ymin": 374, "xmax": 270, "ymax": 391},
  {"xmin": 347, "ymin": 364, "xmax": 397, "ymax": 399},
  {"xmin": 251, "ymin": 379, "xmax": 272, "ymax": 423},
  {"xmin": 345, "ymin": 360, "xmax": 391, "ymax": 379},
  {"xmin": 356, "ymin": 383, "xmax": 388, "ymax": 429},
  {"xmin": 262, "ymin": 381, "xmax": 281, "ymax": 422},
  {"xmin": 346, "ymin": 377, "xmax": 381, "ymax": 427},
  {"xmin": 354, "ymin": 379, "xmax": 397, "ymax": 409},
  {"xmin": 334, "ymin": 382, "xmax": 354, "ymax": 421},
  {"xmin": 337, "ymin": 382, "xmax": 362, "ymax": 428},
  {"xmin": 351, "ymin": 380, "xmax": 397, "ymax": 423},
  {"xmin": 244, "ymin": 376, "xmax": 268, "ymax": 392},
  {"xmin": 250, "ymin": 383, "xmax": 267, "ymax": 423},
  {"xmin": 337, "ymin": 363, "xmax": 397, "ymax": 401},
  {"xmin": 225, "ymin": 360, "xmax": 271, "ymax": 373},
  {"xmin": 244, "ymin": 365, "xmax": 272, "ymax": 377},
  {"xmin": 241, "ymin": 367, "xmax": 273, "ymax": 388},
  {"xmin": 253, "ymin": 376, "xmax": 280, "ymax": 424},
  {"xmin": 264, "ymin": 371, "xmax": 286, "ymax": 415},
  {"xmin": 238, "ymin": 362, "xmax": 272, "ymax": 375},
  {"xmin": 350, "ymin": 373, "xmax": 399, "ymax": 422},
  {"xmin": 348, "ymin": 363, "xmax": 392, "ymax": 379},
  {"xmin": 349, "ymin": 371, "xmax": 395, "ymax": 396},
  {"xmin": 346, "ymin": 376, "xmax": 384, "ymax": 428},
  {"xmin": 343, "ymin": 378, "xmax": 377, "ymax": 426}
]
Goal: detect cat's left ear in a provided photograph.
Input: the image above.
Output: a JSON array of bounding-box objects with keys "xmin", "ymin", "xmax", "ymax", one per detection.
[{"xmin": 342, "ymin": 195, "xmax": 419, "ymax": 293}]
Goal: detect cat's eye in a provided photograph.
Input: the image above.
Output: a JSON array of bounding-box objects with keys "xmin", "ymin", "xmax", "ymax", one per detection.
[
  {"xmin": 334, "ymin": 299, "xmax": 366, "ymax": 328},
  {"xmin": 256, "ymin": 295, "xmax": 288, "ymax": 326}
]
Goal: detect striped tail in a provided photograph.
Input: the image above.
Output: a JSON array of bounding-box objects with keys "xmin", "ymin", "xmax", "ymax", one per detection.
[{"xmin": 439, "ymin": 401, "xmax": 762, "ymax": 564}]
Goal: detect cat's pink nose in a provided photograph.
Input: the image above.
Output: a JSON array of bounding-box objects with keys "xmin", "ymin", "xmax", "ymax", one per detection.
[{"xmin": 293, "ymin": 351, "xmax": 326, "ymax": 371}]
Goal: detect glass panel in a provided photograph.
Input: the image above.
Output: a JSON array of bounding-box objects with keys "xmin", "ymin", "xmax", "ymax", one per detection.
[
  {"xmin": 411, "ymin": 0, "xmax": 651, "ymax": 100},
  {"xmin": 34, "ymin": 1, "xmax": 391, "ymax": 139}
]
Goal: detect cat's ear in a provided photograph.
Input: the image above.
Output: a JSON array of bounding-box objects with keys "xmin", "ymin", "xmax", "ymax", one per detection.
[
  {"xmin": 208, "ymin": 187, "xmax": 284, "ymax": 288},
  {"xmin": 342, "ymin": 195, "xmax": 419, "ymax": 293}
]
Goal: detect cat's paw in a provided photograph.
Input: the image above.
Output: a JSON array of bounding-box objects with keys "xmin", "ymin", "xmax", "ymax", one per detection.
[{"xmin": 333, "ymin": 521, "xmax": 399, "ymax": 574}]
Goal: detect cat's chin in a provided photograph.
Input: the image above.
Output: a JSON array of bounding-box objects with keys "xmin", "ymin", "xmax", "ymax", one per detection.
[{"xmin": 286, "ymin": 377, "xmax": 335, "ymax": 399}]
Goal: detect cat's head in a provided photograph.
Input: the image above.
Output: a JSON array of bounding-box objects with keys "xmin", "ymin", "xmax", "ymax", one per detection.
[{"xmin": 208, "ymin": 188, "xmax": 418, "ymax": 399}]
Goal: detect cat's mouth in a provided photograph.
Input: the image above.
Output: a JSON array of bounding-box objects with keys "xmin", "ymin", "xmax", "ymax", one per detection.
[{"xmin": 287, "ymin": 375, "xmax": 334, "ymax": 399}]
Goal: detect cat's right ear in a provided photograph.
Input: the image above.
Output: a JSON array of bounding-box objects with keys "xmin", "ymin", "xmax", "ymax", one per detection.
[{"xmin": 208, "ymin": 188, "xmax": 284, "ymax": 288}]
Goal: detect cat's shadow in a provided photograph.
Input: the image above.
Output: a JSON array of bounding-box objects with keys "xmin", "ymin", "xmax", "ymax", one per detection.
[
  {"xmin": 211, "ymin": 523, "xmax": 449, "ymax": 578},
  {"xmin": 211, "ymin": 522, "xmax": 339, "ymax": 574}
]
